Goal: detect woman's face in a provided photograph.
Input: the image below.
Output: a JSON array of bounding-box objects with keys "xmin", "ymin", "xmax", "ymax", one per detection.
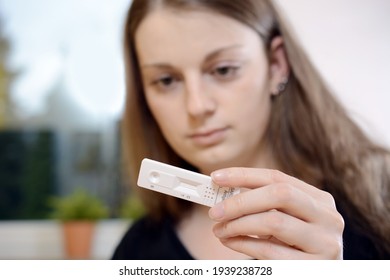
[{"xmin": 135, "ymin": 8, "xmax": 274, "ymax": 173}]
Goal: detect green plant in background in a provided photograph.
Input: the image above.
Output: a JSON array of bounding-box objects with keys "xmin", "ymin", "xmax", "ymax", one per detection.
[
  {"xmin": 49, "ymin": 188, "xmax": 109, "ymax": 221},
  {"xmin": 119, "ymin": 195, "xmax": 145, "ymax": 220}
]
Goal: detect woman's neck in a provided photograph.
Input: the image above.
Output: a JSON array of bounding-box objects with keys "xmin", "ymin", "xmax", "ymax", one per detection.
[
  {"xmin": 176, "ymin": 204, "xmax": 251, "ymax": 260},
  {"xmin": 199, "ymin": 143, "xmax": 280, "ymax": 175}
]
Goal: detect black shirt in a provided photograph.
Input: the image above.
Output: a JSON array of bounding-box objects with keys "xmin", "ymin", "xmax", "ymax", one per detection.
[
  {"xmin": 112, "ymin": 216, "xmax": 193, "ymax": 260},
  {"xmin": 112, "ymin": 214, "xmax": 390, "ymax": 260}
]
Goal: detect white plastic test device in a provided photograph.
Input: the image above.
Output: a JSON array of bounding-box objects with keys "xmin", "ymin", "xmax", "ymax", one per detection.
[{"xmin": 137, "ymin": 158, "xmax": 240, "ymax": 207}]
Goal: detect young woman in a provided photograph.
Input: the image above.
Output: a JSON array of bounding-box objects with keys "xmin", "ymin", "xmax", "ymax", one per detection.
[{"xmin": 112, "ymin": 0, "xmax": 390, "ymax": 259}]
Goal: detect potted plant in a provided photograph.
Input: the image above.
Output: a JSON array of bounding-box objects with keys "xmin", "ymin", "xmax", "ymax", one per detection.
[
  {"xmin": 119, "ymin": 194, "xmax": 145, "ymax": 221},
  {"xmin": 49, "ymin": 188, "xmax": 109, "ymax": 259}
]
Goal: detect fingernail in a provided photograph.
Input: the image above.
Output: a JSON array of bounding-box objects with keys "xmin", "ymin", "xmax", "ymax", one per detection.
[
  {"xmin": 211, "ymin": 170, "xmax": 228, "ymax": 182},
  {"xmin": 209, "ymin": 203, "xmax": 224, "ymax": 220}
]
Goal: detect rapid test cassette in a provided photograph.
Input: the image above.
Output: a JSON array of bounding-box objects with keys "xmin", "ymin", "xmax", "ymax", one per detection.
[{"xmin": 137, "ymin": 158, "xmax": 240, "ymax": 207}]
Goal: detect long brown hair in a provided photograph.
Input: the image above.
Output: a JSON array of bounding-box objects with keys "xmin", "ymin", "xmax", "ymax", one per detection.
[{"xmin": 121, "ymin": 0, "xmax": 390, "ymax": 253}]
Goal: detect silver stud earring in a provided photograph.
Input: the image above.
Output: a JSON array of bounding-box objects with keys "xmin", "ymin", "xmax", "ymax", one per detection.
[{"xmin": 272, "ymin": 76, "xmax": 289, "ymax": 97}]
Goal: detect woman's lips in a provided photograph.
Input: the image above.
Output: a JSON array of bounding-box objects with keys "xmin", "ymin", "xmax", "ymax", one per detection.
[{"xmin": 189, "ymin": 127, "xmax": 229, "ymax": 146}]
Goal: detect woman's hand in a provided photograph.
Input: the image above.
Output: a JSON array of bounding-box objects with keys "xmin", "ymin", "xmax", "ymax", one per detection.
[{"xmin": 208, "ymin": 167, "xmax": 344, "ymax": 259}]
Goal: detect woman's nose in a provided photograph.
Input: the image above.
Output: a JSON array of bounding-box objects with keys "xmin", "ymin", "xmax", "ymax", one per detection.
[{"xmin": 184, "ymin": 75, "xmax": 216, "ymax": 118}]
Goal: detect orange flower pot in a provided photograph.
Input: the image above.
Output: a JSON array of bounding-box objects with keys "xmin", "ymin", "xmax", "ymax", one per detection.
[{"xmin": 62, "ymin": 221, "xmax": 96, "ymax": 259}]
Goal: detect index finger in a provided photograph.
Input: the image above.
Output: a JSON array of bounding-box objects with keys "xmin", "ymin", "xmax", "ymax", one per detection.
[{"xmin": 211, "ymin": 167, "xmax": 325, "ymax": 198}]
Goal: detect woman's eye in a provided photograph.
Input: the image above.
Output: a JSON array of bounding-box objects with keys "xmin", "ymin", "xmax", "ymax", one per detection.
[
  {"xmin": 159, "ymin": 76, "xmax": 174, "ymax": 86},
  {"xmin": 151, "ymin": 74, "xmax": 179, "ymax": 91},
  {"xmin": 212, "ymin": 65, "xmax": 240, "ymax": 80}
]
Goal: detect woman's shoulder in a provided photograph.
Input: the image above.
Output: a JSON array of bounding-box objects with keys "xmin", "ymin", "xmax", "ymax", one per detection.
[
  {"xmin": 337, "ymin": 203, "xmax": 390, "ymax": 259},
  {"xmin": 111, "ymin": 215, "xmax": 194, "ymax": 260}
]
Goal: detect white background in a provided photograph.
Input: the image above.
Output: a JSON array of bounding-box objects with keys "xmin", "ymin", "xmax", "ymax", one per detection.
[{"xmin": 276, "ymin": 0, "xmax": 390, "ymax": 147}]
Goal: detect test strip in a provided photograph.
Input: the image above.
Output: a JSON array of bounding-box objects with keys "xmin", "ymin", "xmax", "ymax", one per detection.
[{"xmin": 137, "ymin": 158, "xmax": 240, "ymax": 207}]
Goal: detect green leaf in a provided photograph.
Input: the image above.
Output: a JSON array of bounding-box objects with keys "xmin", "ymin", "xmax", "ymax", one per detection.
[{"xmin": 48, "ymin": 188, "xmax": 109, "ymax": 221}]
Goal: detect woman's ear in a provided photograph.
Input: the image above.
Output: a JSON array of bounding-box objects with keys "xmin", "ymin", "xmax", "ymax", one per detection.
[{"xmin": 269, "ymin": 36, "xmax": 290, "ymax": 97}]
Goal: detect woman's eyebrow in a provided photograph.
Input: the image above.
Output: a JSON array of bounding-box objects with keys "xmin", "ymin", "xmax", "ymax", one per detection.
[
  {"xmin": 141, "ymin": 62, "xmax": 173, "ymax": 69},
  {"xmin": 204, "ymin": 44, "xmax": 243, "ymax": 61},
  {"xmin": 140, "ymin": 44, "xmax": 243, "ymax": 69}
]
